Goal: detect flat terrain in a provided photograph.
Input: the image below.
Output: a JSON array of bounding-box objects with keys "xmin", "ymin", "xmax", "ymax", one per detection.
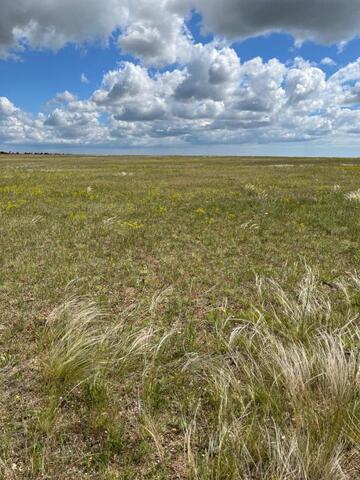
[{"xmin": 0, "ymin": 155, "xmax": 359, "ymax": 479}]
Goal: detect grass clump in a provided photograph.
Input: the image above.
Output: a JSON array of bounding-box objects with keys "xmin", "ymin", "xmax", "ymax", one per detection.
[
  {"xmin": 43, "ymin": 298, "xmax": 107, "ymax": 394},
  {"xmin": 345, "ymin": 189, "xmax": 360, "ymax": 202},
  {"xmin": 43, "ymin": 297, "xmax": 154, "ymax": 406}
]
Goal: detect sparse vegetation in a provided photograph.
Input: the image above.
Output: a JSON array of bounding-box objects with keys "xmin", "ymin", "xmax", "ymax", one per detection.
[{"xmin": 0, "ymin": 155, "xmax": 359, "ymax": 479}]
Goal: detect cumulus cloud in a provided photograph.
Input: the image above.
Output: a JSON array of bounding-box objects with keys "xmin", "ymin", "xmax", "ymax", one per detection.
[
  {"xmin": 234, "ymin": 57, "xmax": 286, "ymax": 113},
  {"xmin": 54, "ymin": 91, "xmax": 77, "ymax": 104},
  {"xmin": 0, "ymin": 0, "xmax": 128, "ymax": 57},
  {"xmin": 6, "ymin": 1, "xmax": 360, "ymax": 152},
  {"xmin": 174, "ymin": 44, "xmax": 240, "ymax": 102},
  {"xmin": 0, "ymin": 0, "xmax": 191, "ymax": 65},
  {"xmin": 2, "ymin": 1, "xmax": 360, "ymax": 150},
  {"xmin": 118, "ymin": 1, "xmax": 192, "ymax": 66},
  {"xmin": 193, "ymin": 0, "xmax": 360, "ymax": 45},
  {"xmin": 1, "ymin": 0, "xmax": 360, "ymax": 64},
  {"xmin": 0, "ymin": 97, "xmax": 17, "ymax": 117},
  {"xmin": 44, "ymin": 108, "xmax": 103, "ymax": 140},
  {"xmin": 92, "ymin": 61, "xmax": 185, "ymax": 121},
  {"xmin": 321, "ymin": 57, "xmax": 336, "ymax": 66},
  {"xmin": 3, "ymin": 45, "xmax": 360, "ymax": 150},
  {"xmin": 0, "ymin": 97, "xmax": 40, "ymax": 143},
  {"xmin": 285, "ymin": 58, "xmax": 326, "ymax": 107}
]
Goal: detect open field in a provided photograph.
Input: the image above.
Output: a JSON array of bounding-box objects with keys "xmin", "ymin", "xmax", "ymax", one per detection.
[{"xmin": 0, "ymin": 155, "xmax": 360, "ymax": 479}]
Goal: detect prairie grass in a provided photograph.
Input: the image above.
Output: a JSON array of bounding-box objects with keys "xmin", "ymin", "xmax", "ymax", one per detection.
[
  {"xmin": 43, "ymin": 298, "xmax": 106, "ymax": 394},
  {"xmin": 181, "ymin": 269, "xmax": 359, "ymax": 480},
  {"xmin": 43, "ymin": 297, "xmax": 154, "ymax": 400},
  {"xmin": 1, "ymin": 155, "xmax": 360, "ymax": 479},
  {"xmin": 38, "ymin": 268, "xmax": 359, "ymax": 479}
]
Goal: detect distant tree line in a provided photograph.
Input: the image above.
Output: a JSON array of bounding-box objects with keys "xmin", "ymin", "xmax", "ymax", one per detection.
[{"xmin": 0, "ymin": 151, "xmax": 65, "ymax": 155}]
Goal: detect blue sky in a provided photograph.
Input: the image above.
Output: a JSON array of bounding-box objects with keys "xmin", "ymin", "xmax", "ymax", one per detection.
[
  {"xmin": 0, "ymin": 44, "xmax": 118, "ymax": 114},
  {"xmin": 1, "ymin": 1, "xmax": 360, "ymax": 156}
]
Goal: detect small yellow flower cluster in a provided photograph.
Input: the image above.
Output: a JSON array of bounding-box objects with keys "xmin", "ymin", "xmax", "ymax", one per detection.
[
  {"xmin": 119, "ymin": 220, "xmax": 144, "ymax": 229},
  {"xmin": 1, "ymin": 199, "xmax": 27, "ymax": 211},
  {"xmin": 195, "ymin": 207, "xmax": 206, "ymax": 215},
  {"xmin": 69, "ymin": 212, "xmax": 88, "ymax": 221}
]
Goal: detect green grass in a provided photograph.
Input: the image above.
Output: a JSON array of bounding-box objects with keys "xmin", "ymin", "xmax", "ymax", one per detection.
[{"xmin": 0, "ymin": 154, "xmax": 359, "ymax": 479}]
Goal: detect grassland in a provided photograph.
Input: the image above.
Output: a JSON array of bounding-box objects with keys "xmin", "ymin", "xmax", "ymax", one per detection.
[{"xmin": 0, "ymin": 154, "xmax": 359, "ymax": 479}]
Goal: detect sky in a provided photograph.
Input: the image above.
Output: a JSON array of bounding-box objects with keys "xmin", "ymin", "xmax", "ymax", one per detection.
[{"xmin": 1, "ymin": 1, "xmax": 360, "ymax": 156}]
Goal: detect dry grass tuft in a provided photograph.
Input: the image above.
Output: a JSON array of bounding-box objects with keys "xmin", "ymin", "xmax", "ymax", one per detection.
[
  {"xmin": 44, "ymin": 298, "xmax": 107, "ymax": 393},
  {"xmin": 345, "ymin": 189, "xmax": 360, "ymax": 202}
]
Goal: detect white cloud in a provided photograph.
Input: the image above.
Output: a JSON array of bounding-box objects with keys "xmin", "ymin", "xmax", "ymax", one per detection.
[
  {"xmin": 174, "ymin": 44, "xmax": 241, "ymax": 102},
  {"xmin": 329, "ymin": 58, "xmax": 360, "ymax": 84},
  {"xmin": 81, "ymin": 73, "xmax": 89, "ymax": 84},
  {"xmin": 321, "ymin": 57, "xmax": 336, "ymax": 66},
  {"xmin": 3, "ymin": 47, "xmax": 360, "ymax": 151},
  {"xmin": 193, "ymin": 0, "xmax": 360, "ymax": 45},
  {"xmin": 0, "ymin": 97, "xmax": 17, "ymax": 117},
  {"xmin": 6, "ymin": 1, "xmax": 360, "ymax": 151},
  {"xmin": 44, "ymin": 108, "xmax": 104, "ymax": 141},
  {"xmin": 0, "ymin": 0, "xmax": 190, "ymax": 65},
  {"xmin": 1, "ymin": 1, "xmax": 360, "ymax": 65},
  {"xmin": 54, "ymin": 91, "xmax": 77, "ymax": 104},
  {"xmin": 0, "ymin": 0, "xmax": 128, "ymax": 57},
  {"xmin": 0, "ymin": 97, "xmax": 40, "ymax": 143},
  {"xmin": 118, "ymin": 1, "xmax": 192, "ymax": 66},
  {"xmin": 234, "ymin": 57, "xmax": 286, "ymax": 113},
  {"xmin": 285, "ymin": 58, "xmax": 326, "ymax": 107}
]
